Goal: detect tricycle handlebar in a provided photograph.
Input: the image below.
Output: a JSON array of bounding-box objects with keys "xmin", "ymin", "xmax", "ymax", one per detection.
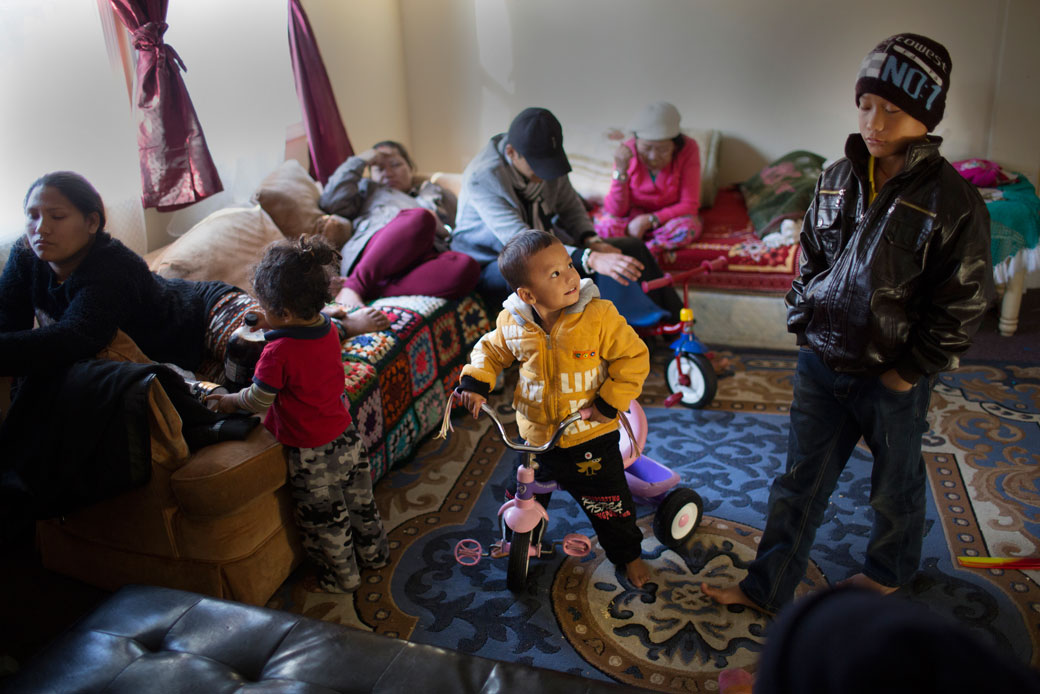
[{"xmin": 477, "ymin": 400, "xmax": 583, "ymax": 453}]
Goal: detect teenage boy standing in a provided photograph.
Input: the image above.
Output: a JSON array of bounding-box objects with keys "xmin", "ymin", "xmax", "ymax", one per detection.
[{"xmin": 703, "ymin": 33, "xmax": 993, "ymax": 613}]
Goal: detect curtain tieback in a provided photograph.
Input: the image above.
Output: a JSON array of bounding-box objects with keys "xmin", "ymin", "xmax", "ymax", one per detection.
[{"xmin": 132, "ymin": 21, "xmax": 187, "ymax": 73}]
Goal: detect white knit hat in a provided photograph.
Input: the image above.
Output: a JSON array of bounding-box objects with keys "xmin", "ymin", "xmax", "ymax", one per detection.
[{"xmin": 630, "ymin": 101, "xmax": 681, "ymax": 140}]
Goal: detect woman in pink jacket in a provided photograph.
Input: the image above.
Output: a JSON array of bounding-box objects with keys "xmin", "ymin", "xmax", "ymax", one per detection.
[{"xmin": 594, "ymin": 102, "xmax": 702, "ymax": 258}]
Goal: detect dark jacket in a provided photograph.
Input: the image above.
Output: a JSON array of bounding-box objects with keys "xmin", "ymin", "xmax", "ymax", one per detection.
[
  {"xmin": 787, "ymin": 135, "xmax": 993, "ymax": 382},
  {"xmin": 0, "ymin": 360, "xmax": 258, "ymax": 519},
  {"xmin": 0, "ymin": 233, "xmax": 238, "ymax": 376}
]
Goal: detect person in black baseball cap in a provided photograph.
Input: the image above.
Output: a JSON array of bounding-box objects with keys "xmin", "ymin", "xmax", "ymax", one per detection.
[
  {"xmin": 703, "ymin": 33, "xmax": 992, "ymax": 615},
  {"xmin": 452, "ymin": 107, "xmax": 683, "ymax": 320},
  {"xmin": 505, "ymin": 107, "xmax": 572, "ymax": 182}
]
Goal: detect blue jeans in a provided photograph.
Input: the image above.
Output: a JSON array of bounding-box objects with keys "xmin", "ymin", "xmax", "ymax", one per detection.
[{"xmin": 740, "ymin": 348, "xmax": 933, "ymax": 612}]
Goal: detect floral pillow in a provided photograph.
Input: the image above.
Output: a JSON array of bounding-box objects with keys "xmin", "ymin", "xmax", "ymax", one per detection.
[{"xmin": 739, "ymin": 151, "xmax": 826, "ymax": 239}]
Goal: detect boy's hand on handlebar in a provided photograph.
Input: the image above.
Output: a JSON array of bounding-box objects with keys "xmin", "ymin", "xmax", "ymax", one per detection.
[
  {"xmin": 579, "ymin": 406, "xmax": 612, "ymax": 424},
  {"xmin": 454, "ymin": 389, "xmax": 486, "ymax": 419}
]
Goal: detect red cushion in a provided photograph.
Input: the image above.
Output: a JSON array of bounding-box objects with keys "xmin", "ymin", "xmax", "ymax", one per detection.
[{"xmin": 659, "ymin": 187, "xmax": 799, "ymax": 293}]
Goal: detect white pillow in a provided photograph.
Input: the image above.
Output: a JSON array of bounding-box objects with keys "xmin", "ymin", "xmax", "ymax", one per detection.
[{"xmin": 566, "ymin": 125, "xmax": 721, "ymax": 208}]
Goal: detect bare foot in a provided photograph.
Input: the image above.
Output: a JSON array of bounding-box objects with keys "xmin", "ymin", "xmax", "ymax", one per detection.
[
  {"xmin": 626, "ymin": 557, "xmax": 651, "ymax": 588},
  {"xmin": 836, "ymin": 573, "xmax": 899, "ymax": 595},
  {"xmin": 701, "ymin": 582, "xmax": 769, "ymax": 612},
  {"xmin": 341, "ymin": 307, "xmax": 390, "ymax": 337},
  {"xmin": 334, "ymin": 284, "xmax": 365, "ymax": 309}
]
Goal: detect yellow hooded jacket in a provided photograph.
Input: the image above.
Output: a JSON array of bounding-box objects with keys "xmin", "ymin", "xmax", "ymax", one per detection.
[{"xmin": 461, "ymin": 279, "xmax": 649, "ymax": 447}]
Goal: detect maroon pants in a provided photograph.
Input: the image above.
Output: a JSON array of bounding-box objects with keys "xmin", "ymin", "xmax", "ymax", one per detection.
[{"xmin": 342, "ymin": 208, "xmax": 480, "ymax": 302}]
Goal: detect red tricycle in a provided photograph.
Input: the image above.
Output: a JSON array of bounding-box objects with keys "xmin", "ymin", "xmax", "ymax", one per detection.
[{"xmin": 638, "ymin": 256, "xmax": 728, "ymax": 409}]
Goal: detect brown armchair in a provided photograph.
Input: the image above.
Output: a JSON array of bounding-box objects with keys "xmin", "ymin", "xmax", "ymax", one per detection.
[{"xmin": 35, "ymin": 329, "xmax": 304, "ymax": 606}]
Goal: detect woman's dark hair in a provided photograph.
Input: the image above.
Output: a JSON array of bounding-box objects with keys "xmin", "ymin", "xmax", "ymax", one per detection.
[
  {"xmin": 499, "ymin": 230, "xmax": 560, "ymax": 291},
  {"xmin": 672, "ymin": 133, "xmax": 686, "ymax": 152},
  {"xmin": 24, "ymin": 171, "xmax": 107, "ymax": 232},
  {"xmin": 252, "ymin": 235, "xmax": 340, "ymax": 320},
  {"xmin": 371, "ymin": 140, "xmax": 415, "ymax": 170}
]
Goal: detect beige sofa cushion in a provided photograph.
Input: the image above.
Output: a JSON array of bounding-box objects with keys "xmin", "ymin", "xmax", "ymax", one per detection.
[
  {"xmin": 148, "ymin": 205, "xmax": 284, "ymax": 291},
  {"xmin": 253, "ymin": 159, "xmax": 353, "ymax": 248}
]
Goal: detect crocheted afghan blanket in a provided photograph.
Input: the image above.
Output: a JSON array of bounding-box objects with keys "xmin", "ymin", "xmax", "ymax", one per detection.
[{"xmin": 341, "ymin": 294, "xmax": 490, "ymax": 481}]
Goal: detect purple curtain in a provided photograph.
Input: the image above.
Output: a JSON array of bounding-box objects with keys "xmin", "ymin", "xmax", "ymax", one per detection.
[
  {"xmin": 109, "ymin": 0, "xmax": 222, "ymax": 210},
  {"xmin": 288, "ymin": 0, "xmax": 353, "ymax": 185}
]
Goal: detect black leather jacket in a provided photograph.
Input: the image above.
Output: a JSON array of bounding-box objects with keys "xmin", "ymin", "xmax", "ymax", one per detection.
[{"xmin": 787, "ymin": 135, "xmax": 993, "ymax": 382}]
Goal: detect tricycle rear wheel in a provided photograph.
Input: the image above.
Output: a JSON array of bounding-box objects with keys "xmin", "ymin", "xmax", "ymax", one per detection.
[{"xmin": 653, "ymin": 487, "xmax": 704, "ymax": 549}]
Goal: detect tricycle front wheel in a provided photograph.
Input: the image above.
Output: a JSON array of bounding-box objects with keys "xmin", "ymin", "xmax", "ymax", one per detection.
[
  {"xmin": 665, "ymin": 353, "xmax": 717, "ymax": 409},
  {"xmin": 506, "ymin": 529, "xmax": 532, "ymax": 592}
]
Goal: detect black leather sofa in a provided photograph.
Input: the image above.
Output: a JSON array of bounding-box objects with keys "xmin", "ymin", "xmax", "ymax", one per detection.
[{"xmin": 4, "ymin": 585, "xmax": 652, "ymax": 693}]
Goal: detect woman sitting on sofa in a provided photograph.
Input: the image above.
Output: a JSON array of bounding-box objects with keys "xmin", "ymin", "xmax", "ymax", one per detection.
[
  {"xmin": 594, "ymin": 101, "xmax": 702, "ymax": 259},
  {"xmin": 319, "ymin": 141, "xmax": 480, "ymax": 308},
  {"xmin": 0, "ymin": 171, "xmax": 382, "ymax": 379}
]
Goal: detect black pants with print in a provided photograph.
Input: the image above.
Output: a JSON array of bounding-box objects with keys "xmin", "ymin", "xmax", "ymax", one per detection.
[{"xmin": 532, "ymin": 430, "xmax": 643, "ymax": 567}]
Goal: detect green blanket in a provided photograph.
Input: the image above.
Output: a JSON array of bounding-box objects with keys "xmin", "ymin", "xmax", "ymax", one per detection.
[{"xmin": 739, "ymin": 150, "xmax": 826, "ymax": 239}]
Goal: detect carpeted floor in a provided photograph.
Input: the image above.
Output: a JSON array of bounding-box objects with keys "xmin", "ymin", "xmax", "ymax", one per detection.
[
  {"xmin": 965, "ymin": 287, "xmax": 1040, "ymax": 364},
  {"xmin": 4, "ymin": 291, "xmax": 1036, "ymax": 686},
  {"xmin": 266, "ymin": 344, "xmax": 1040, "ymax": 692}
]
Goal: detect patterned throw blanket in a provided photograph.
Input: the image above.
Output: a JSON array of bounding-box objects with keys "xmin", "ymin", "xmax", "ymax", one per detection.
[
  {"xmin": 659, "ymin": 188, "xmax": 801, "ymax": 293},
  {"xmin": 340, "ymin": 295, "xmax": 490, "ymax": 480}
]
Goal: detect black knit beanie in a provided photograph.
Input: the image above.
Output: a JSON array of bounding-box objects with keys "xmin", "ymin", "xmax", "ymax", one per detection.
[{"xmin": 855, "ymin": 33, "xmax": 952, "ymax": 131}]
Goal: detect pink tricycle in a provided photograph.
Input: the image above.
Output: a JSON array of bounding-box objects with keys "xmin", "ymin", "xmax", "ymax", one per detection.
[{"xmin": 453, "ymin": 398, "xmax": 704, "ymax": 592}]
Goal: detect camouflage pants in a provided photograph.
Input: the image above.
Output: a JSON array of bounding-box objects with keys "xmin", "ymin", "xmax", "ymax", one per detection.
[{"xmin": 286, "ymin": 425, "xmax": 390, "ymax": 592}]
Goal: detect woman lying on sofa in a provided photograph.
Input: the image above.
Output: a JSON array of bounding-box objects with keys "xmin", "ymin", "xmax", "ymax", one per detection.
[
  {"xmin": 319, "ymin": 141, "xmax": 480, "ymax": 308},
  {"xmin": 0, "ymin": 171, "xmax": 382, "ymax": 380}
]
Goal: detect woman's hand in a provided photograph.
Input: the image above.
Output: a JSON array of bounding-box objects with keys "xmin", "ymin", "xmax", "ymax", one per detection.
[
  {"xmin": 357, "ymin": 148, "xmax": 388, "ymax": 168},
  {"xmin": 613, "ymin": 143, "xmax": 633, "ymax": 172},
  {"xmin": 880, "ymin": 368, "xmax": 915, "ymax": 392},
  {"xmin": 626, "ymin": 214, "xmax": 656, "ymax": 240},
  {"xmin": 587, "ymin": 247, "xmax": 644, "ymax": 285}
]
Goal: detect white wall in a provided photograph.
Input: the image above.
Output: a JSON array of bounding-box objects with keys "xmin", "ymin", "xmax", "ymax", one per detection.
[
  {"xmin": 988, "ymin": 0, "xmax": 1040, "ymax": 184},
  {"xmin": 304, "ymin": 0, "xmax": 412, "ymax": 158},
  {"xmin": 375, "ymin": 0, "xmax": 1037, "ymax": 186}
]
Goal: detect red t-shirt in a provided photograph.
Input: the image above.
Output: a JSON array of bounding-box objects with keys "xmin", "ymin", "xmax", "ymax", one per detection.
[{"xmin": 252, "ymin": 317, "xmax": 350, "ymax": 448}]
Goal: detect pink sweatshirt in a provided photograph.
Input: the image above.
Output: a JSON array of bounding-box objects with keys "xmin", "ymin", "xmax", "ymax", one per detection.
[{"xmin": 603, "ymin": 135, "xmax": 701, "ymax": 222}]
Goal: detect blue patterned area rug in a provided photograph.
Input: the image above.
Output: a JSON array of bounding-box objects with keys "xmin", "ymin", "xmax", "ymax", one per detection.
[{"xmin": 268, "ymin": 349, "xmax": 1040, "ymax": 692}]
